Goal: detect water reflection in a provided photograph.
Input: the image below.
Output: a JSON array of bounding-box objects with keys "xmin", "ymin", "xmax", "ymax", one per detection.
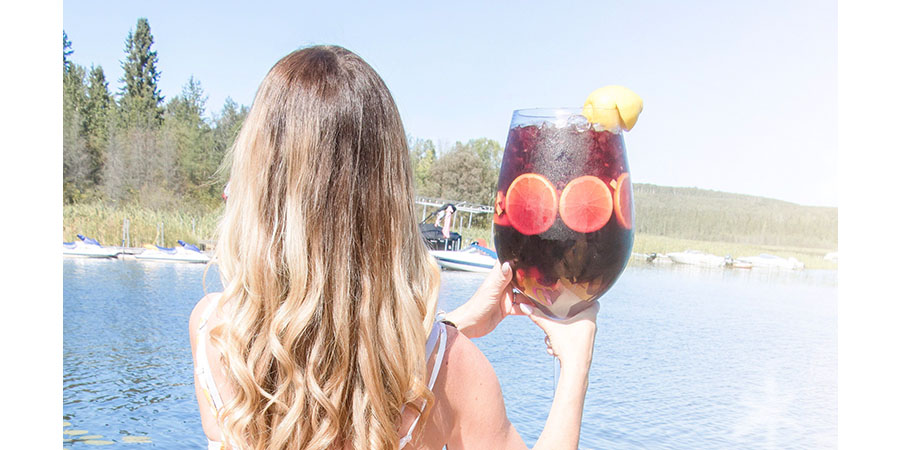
[{"xmin": 64, "ymin": 259, "xmax": 836, "ymax": 448}]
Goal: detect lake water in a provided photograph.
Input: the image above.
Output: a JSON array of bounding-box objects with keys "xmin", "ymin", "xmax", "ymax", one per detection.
[{"xmin": 63, "ymin": 259, "xmax": 836, "ymax": 448}]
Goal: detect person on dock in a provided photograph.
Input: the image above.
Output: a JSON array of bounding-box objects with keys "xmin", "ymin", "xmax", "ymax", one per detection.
[
  {"xmin": 189, "ymin": 45, "xmax": 598, "ymax": 450},
  {"xmin": 434, "ymin": 203, "xmax": 457, "ymax": 239}
]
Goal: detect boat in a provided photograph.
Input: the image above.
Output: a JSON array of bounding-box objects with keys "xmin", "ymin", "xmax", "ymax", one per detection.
[
  {"xmin": 724, "ymin": 256, "xmax": 753, "ymax": 269},
  {"xmin": 736, "ymin": 254, "xmax": 804, "ymax": 270},
  {"xmin": 430, "ymin": 243, "xmax": 497, "ymax": 273},
  {"xmin": 63, "ymin": 234, "xmax": 122, "ymax": 258},
  {"xmin": 135, "ymin": 240, "xmax": 210, "ymax": 264},
  {"xmin": 666, "ymin": 250, "xmax": 726, "ymax": 267},
  {"xmin": 418, "ymin": 204, "xmax": 462, "ymax": 251},
  {"xmin": 645, "ymin": 252, "xmax": 673, "ymax": 264}
]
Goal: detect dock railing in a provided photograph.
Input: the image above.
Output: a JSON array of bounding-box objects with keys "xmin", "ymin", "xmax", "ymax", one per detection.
[{"xmin": 414, "ymin": 197, "xmax": 494, "ymax": 243}]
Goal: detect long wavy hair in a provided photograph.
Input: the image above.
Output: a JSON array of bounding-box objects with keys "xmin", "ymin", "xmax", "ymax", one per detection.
[{"xmin": 210, "ymin": 45, "xmax": 441, "ymax": 450}]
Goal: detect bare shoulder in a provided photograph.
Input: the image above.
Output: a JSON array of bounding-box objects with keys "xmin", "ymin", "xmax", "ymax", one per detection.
[
  {"xmin": 441, "ymin": 326, "xmax": 503, "ymax": 410},
  {"xmin": 189, "ymin": 293, "xmax": 222, "ymax": 344},
  {"xmin": 441, "ymin": 326, "xmax": 525, "ymax": 449},
  {"xmin": 442, "ymin": 325, "xmax": 497, "ymax": 381}
]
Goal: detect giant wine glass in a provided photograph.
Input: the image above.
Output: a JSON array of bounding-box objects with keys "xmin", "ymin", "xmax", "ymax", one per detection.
[{"xmin": 493, "ymin": 108, "xmax": 634, "ymax": 320}]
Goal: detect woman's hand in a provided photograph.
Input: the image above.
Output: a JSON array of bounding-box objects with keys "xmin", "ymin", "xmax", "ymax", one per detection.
[
  {"xmin": 444, "ymin": 262, "xmax": 526, "ymax": 338},
  {"xmin": 521, "ymin": 301, "xmax": 599, "ymax": 374}
]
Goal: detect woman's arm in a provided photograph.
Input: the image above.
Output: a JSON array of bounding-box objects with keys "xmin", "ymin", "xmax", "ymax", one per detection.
[
  {"xmin": 442, "ymin": 303, "xmax": 598, "ymax": 450},
  {"xmin": 441, "ymin": 326, "xmax": 526, "ymax": 449},
  {"xmin": 523, "ymin": 302, "xmax": 598, "ymax": 449},
  {"xmin": 443, "ymin": 262, "xmax": 524, "ymax": 339},
  {"xmin": 189, "ymin": 293, "xmax": 224, "ymax": 443}
]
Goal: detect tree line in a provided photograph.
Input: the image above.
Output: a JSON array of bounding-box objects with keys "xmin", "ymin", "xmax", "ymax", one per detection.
[
  {"xmin": 63, "ymin": 17, "xmax": 504, "ymax": 219},
  {"xmin": 63, "ymin": 18, "xmax": 248, "ymax": 210},
  {"xmin": 64, "ymin": 19, "xmax": 835, "ymax": 250}
]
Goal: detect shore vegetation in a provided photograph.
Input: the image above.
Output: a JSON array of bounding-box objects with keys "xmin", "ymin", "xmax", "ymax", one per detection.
[{"xmin": 62, "ymin": 18, "xmax": 837, "ymax": 270}]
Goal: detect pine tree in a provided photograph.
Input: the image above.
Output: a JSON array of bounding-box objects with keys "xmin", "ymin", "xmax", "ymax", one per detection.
[
  {"xmin": 211, "ymin": 97, "xmax": 248, "ymax": 181},
  {"xmin": 105, "ymin": 17, "xmax": 170, "ymax": 205},
  {"xmin": 84, "ymin": 65, "xmax": 113, "ymax": 185},
  {"xmin": 118, "ymin": 18, "xmax": 163, "ymax": 128},
  {"xmin": 63, "ymin": 31, "xmax": 73, "ymax": 73},
  {"xmin": 163, "ymin": 76, "xmax": 215, "ymax": 201},
  {"xmin": 63, "ymin": 35, "xmax": 90, "ymax": 202}
]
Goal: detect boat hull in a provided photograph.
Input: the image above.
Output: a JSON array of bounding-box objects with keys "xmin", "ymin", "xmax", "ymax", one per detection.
[
  {"xmin": 430, "ymin": 250, "xmax": 495, "ymax": 273},
  {"xmin": 736, "ymin": 255, "xmax": 803, "ymax": 270},
  {"xmin": 63, "ymin": 242, "xmax": 121, "ymax": 258},
  {"xmin": 666, "ymin": 251, "xmax": 725, "ymax": 267},
  {"xmin": 135, "ymin": 249, "xmax": 210, "ymax": 264}
]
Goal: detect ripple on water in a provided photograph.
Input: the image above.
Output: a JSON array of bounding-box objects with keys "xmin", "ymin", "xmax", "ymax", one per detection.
[{"xmin": 64, "ymin": 261, "xmax": 836, "ymax": 448}]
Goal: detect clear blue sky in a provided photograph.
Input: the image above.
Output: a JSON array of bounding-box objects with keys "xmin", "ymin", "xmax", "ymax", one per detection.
[{"xmin": 63, "ymin": 0, "xmax": 837, "ymax": 207}]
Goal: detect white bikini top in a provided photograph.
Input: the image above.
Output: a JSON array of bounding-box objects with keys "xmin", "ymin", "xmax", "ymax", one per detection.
[{"xmin": 195, "ymin": 297, "xmax": 449, "ymax": 449}]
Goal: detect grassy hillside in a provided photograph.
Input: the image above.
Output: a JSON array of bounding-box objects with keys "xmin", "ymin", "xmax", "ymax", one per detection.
[{"xmin": 633, "ymin": 184, "xmax": 837, "ymax": 250}]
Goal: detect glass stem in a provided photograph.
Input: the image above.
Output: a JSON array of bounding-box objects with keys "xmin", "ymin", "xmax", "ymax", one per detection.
[{"xmin": 553, "ymin": 355, "xmax": 559, "ymax": 388}]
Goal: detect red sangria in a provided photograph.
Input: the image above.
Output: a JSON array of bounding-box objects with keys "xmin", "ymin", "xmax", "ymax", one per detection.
[{"xmin": 494, "ymin": 108, "xmax": 634, "ymax": 319}]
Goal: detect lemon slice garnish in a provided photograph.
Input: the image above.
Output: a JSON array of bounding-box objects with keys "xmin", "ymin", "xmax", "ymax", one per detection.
[{"xmin": 582, "ymin": 85, "xmax": 643, "ymax": 131}]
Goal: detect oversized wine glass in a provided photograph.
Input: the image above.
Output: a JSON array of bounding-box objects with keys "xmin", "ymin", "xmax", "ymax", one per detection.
[{"xmin": 493, "ymin": 107, "xmax": 634, "ymax": 320}]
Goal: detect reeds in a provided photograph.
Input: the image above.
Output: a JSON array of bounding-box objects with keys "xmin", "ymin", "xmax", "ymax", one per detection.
[{"xmin": 63, "ymin": 202, "xmax": 222, "ymax": 248}]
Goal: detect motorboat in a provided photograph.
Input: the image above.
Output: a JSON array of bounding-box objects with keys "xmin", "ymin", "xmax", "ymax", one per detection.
[
  {"xmin": 135, "ymin": 240, "xmax": 210, "ymax": 264},
  {"xmin": 724, "ymin": 255, "xmax": 753, "ymax": 269},
  {"xmin": 430, "ymin": 243, "xmax": 497, "ymax": 273},
  {"xmin": 419, "ymin": 204, "xmax": 462, "ymax": 251},
  {"xmin": 63, "ymin": 234, "xmax": 122, "ymax": 258},
  {"xmin": 645, "ymin": 252, "xmax": 673, "ymax": 264},
  {"xmin": 736, "ymin": 254, "xmax": 804, "ymax": 270},
  {"xmin": 666, "ymin": 250, "xmax": 726, "ymax": 267}
]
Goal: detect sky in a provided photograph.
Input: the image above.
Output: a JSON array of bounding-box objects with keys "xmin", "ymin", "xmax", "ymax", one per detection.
[{"xmin": 62, "ymin": 0, "xmax": 837, "ymax": 207}]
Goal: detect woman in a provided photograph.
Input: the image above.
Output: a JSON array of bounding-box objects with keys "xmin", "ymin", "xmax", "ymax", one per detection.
[{"xmin": 190, "ymin": 45, "xmax": 598, "ymax": 450}]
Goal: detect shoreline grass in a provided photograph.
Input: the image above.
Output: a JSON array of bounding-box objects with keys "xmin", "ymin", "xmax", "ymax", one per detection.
[
  {"xmin": 63, "ymin": 203, "xmax": 222, "ymax": 249},
  {"xmin": 64, "ymin": 203, "xmax": 837, "ymax": 270}
]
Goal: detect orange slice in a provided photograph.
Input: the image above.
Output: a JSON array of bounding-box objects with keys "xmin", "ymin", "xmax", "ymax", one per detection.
[
  {"xmin": 558, "ymin": 176, "xmax": 613, "ymax": 233},
  {"xmin": 614, "ymin": 172, "xmax": 633, "ymax": 229},
  {"xmin": 493, "ymin": 190, "xmax": 510, "ymax": 226},
  {"xmin": 505, "ymin": 173, "xmax": 558, "ymax": 235}
]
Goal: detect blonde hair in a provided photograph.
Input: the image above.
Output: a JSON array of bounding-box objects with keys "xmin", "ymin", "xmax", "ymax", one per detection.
[{"xmin": 211, "ymin": 46, "xmax": 441, "ymax": 450}]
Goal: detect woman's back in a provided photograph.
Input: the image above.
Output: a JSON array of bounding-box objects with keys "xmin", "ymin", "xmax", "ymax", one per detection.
[{"xmin": 191, "ymin": 293, "xmax": 529, "ymax": 449}]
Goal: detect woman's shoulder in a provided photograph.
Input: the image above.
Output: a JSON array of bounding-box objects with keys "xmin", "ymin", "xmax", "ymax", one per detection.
[
  {"xmin": 189, "ymin": 293, "xmax": 223, "ymax": 341},
  {"xmin": 442, "ymin": 325, "xmax": 492, "ymax": 376},
  {"xmin": 436, "ymin": 325, "xmax": 523, "ymax": 448},
  {"xmin": 441, "ymin": 326, "xmax": 503, "ymax": 400}
]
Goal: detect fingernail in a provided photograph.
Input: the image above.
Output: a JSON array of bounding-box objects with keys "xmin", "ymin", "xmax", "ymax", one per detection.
[
  {"xmin": 501, "ymin": 262, "xmax": 510, "ymax": 275},
  {"xmin": 520, "ymin": 303, "xmax": 533, "ymax": 315}
]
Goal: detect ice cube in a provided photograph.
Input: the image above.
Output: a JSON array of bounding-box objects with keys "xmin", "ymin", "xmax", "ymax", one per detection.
[{"xmin": 567, "ymin": 114, "xmax": 590, "ymax": 132}]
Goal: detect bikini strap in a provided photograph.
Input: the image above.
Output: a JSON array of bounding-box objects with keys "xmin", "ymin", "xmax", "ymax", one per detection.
[
  {"xmin": 398, "ymin": 321, "xmax": 448, "ymax": 449},
  {"xmin": 195, "ymin": 295, "xmax": 225, "ymax": 415}
]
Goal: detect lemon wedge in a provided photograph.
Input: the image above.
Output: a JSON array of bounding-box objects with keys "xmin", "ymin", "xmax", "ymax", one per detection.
[{"xmin": 582, "ymin": 85, "xmax": 643, "ymax": 131}]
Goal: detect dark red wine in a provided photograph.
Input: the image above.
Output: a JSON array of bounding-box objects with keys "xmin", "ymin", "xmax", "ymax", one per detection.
[{"xmin": 494, "ymin": 123, "xmax": 633, "ymax": 319}]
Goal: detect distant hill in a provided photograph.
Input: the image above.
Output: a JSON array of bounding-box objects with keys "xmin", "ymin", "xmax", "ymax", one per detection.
[{"xmin": 633, "ymin": 184, "xmax": 837, "ymax": 249}]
